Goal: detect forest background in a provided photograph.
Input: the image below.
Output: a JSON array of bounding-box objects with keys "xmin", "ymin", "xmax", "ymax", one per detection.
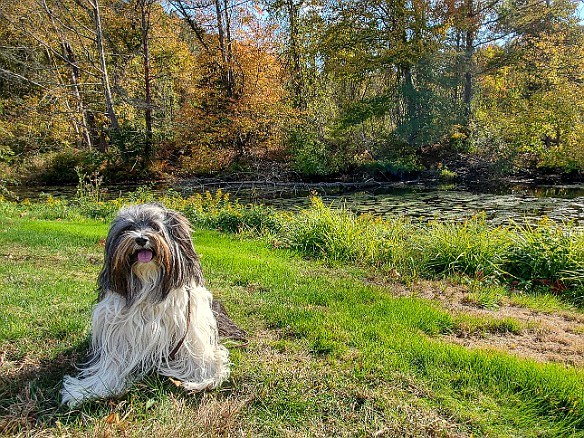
[{"xmin": 1, "ymin": 0, "xmax": 583, "ymax": 186}]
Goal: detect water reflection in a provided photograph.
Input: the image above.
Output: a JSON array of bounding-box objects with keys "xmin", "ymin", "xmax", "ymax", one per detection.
[
  {"xmin": 264, "ymin": 186, "xmax": 584, "ymax": 226},
  {"xmin": 8, "ymin": 181, "xmax": 584, "ymax": 225}
]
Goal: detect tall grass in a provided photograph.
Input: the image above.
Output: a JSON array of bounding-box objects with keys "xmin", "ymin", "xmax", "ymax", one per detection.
[
  {"xmin": 504, "ymin": 219, "xmax": 584, "ymax": 302},
  {"xmin": 415, "ymin": 215, "xmax": 511, "ymax": 277},
  {"xmin": 3, "ymin": 190, "xmax": 584, "ymax": 304}
]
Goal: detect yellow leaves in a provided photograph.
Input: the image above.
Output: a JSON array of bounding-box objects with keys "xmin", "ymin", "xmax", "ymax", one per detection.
[{"xmin": 175, "ymin": 26, "xmax": 294, "ymax": 164}]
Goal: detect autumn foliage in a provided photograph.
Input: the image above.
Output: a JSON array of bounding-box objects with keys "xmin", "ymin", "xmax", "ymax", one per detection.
[{"xmin": 0, "ymin": 0, "xmax": 583, "ymax": 183}]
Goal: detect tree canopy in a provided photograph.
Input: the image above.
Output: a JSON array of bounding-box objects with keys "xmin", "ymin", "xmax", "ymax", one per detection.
[{"xmin": 0, "ymin": 0, "xmax": 582, "ymax": 182}]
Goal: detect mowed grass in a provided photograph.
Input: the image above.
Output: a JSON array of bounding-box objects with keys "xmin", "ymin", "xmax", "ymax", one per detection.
[{"xmin": 1, "ymin": 211, "xmax": 584, "ymax": 437}]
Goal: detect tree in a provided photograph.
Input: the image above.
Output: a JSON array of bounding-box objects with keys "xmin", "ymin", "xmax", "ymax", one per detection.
[
  {"xmin": 169, "ymin": 0, "xmax": 236, "ymax": 98},
  {"xmin": 85, "ymin": 0, "xmax": 121, "ymax": 137},
  {"xmin": 0, "ymin": 0, "xmax": 121, "ymax": 151},
  {"xmin": 173, "ymin": 3, "xmax": 293, "ymax": 172},
  {"xmin": 137, "ymin": 0, "xmax": 155, "ymax": 165},
  {"xmin": 475, "ymin": 20, "xmax": 584, "ymax": 170},
  {"xmin": 314, "ymin": 0, "xmax": 450, "ymax": 149}
]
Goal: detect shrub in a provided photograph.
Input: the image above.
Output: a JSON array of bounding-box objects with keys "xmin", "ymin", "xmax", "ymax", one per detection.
[
  {"xmin": 39, "ymin": 149, "xmax": 102, "ymax": 184},
  {"xmin": 203, "ymin": 206, "xmax": 279, "ymax": 233},
  {"xmin": 288, "ymin": 126, "xmax": 335, "ymax": 178}
]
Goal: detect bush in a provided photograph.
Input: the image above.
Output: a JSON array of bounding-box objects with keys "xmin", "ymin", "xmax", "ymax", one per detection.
[
  {"xmin": 203, "ymin": 205, "xmax": 280, "ymax": 233},
  {"xmin": 39, "ymin": 149, "xmax": 103, "ymax": 184},
  {"xmin": 288, "ymin": 126, "xmax": 335, "ymax": 178}
]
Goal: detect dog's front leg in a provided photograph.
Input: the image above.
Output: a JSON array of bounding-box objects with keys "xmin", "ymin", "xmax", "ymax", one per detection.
[
  {"xmin": 61, "ymin": 295, "xmax": 142, "ymax": 408},
  {"xmin": 159, "ymin": 343, "xmax": 230, "ymax": 393},
  {"xmin": 61, "ymin": 354, "xmax": 133, "ymax": 407}
]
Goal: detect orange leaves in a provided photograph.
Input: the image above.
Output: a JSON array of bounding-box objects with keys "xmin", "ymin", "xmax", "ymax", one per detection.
[{"xmin": 173, "ymin": 8, "xmax": 296, "ymax": 169}]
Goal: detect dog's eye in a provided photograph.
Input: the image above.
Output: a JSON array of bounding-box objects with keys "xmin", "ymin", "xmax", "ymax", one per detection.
[
  {"xmin": 150, "ymin": 223, "xmax": 161, "ymax": 232},
  {"xmin": 120, "ymin": 225, "xmax": 135, "ymax": 233}
]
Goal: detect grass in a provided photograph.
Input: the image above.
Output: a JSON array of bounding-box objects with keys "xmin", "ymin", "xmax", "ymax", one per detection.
[{"xmin": 1, "ymin": 197, "xmax": 584, "ymax": 436}]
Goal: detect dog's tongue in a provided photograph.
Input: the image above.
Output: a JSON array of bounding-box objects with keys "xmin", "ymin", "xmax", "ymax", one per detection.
[{"xmin": 137, "ymin": 249, "xmax": 153, "ymax": 263}]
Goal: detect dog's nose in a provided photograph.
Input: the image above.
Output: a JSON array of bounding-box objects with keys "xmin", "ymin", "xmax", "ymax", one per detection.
[{"xmin": 135, "ymin": 237, "xmax": 148, "ymax": 247}]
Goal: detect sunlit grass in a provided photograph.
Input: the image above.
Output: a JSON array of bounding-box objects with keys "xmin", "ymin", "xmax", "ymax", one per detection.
[
  {"xmin": 0, "ymin": 193, "xmax": 584, "ymax": 436},
  {"xmin": 2, "ymin": 202, "xmax": 584, "ymax": 436}
]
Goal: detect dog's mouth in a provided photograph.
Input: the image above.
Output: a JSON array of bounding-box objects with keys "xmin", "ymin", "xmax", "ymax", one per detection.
[{"xmin": 135, "ymin": 249, "xmax": 154, "ymax": 263}]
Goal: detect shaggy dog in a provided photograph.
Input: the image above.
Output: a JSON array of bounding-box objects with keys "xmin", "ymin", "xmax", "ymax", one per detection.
[{"xmin": 61, "ymin": 203, "xmax": 230, "ymax": 407}]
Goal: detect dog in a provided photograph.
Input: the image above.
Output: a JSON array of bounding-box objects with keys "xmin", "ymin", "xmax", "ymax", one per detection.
[{"xmin": 61, "ymin": 203, "xmax": 230, "ymax": 407}]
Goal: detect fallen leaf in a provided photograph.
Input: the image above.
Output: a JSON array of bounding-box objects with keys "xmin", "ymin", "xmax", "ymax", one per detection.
[
  {"xmin": 169, "ymin": 377, "xmax": 182, "ymax": 387},
  {"xmin": 104, "ymin": 412, "xmax": 119, "ymax": 425}
]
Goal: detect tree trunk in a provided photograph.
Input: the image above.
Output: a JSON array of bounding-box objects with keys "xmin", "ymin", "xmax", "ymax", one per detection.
[
  {"xmin": 139, "ymin": 0, "xmax": 153, "ymax": 167},
  {"xmin": 286, "ymin": 0, "xmax": 305, "ymax": 109},
  {"xmin": 463, "ymin": 0, "xmax": 475, "ymax": 123},
  {"xmin": 463, "ymin": 30, "xmax": 474, "ymax": 120},
  {"xmin": 89, "ymin": 0, "xmax": 120, "ymax": 135},
  {"xmin": 222, "ymin": 0, "xmax": 235, "ymax": 96},
  {"xmin": 214, "ymin": 0, "xmax": 234, "ymax": 98},
  {"xmin": 403, "ymin": 66, "xmax": 418, "ymax": 146},
  {"xmin": 62, "ymin": 41, "xmax": 94, "ymax": 149}
]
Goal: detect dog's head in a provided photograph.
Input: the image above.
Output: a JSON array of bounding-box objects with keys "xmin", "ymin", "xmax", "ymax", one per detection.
[{"xmin": 98, "ymin": 203, "xmax": 203, "ymax": 305}]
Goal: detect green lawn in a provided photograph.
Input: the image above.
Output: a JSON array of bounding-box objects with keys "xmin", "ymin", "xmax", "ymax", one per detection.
[{"xmin": 1, "ymin": 209, "xmax": 583, "ymax": 437}]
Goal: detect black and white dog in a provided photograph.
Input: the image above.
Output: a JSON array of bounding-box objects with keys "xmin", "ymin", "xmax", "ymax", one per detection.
[{"xmin": 61, "ymin": 203, "xmax": 230, "ymax": 407}]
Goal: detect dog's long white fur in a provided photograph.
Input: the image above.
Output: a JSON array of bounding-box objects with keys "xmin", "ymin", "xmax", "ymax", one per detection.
[{"xmin": 61, "ymin": 263, "xmax": 230, "ymax": 407}]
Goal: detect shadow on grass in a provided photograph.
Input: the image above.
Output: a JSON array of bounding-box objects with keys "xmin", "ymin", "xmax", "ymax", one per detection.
[
  {"xmin": 0, "ymin": 340, "xmax": 89, "ymax": 434},
  {"xmin": 0, "ymin": 338, "xmax": 240, "ymax": 435}
]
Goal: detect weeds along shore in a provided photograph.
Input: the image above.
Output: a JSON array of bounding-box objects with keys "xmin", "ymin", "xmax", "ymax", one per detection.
[{"xmin": 3, "ymin": 188, "xmax": 583, "ymax": 306}]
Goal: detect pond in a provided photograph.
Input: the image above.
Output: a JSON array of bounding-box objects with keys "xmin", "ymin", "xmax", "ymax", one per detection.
[
  {"xmin": 178, "ymin": 180, "xmax": 584, "ymax": 226},
  {"xmin": 271, "ymin": 186, "xmax": 584, "ymax": 226},
  {"xmin": 9, "ymin": 180, "xmax": 584, "ymax": 226},
  {"xmin": 230, "ymin": 184, "xmax": 580, "ymax": 226}
]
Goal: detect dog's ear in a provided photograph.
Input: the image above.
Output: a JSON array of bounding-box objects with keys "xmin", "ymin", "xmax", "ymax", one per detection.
[
  {"xmin": 97, "ymin": 260, "xmax": 110, "ymax": 301},
  {"xmin": 163, "ymin": 209, "xmax": 204, "ymax": 291},
  {"xmin": 97, "ymin": 250, "xmax": 132, "ymax": 304},
  {"xmin": 97, "ymin": 217, "xmax": 134, "ymax": 304}
]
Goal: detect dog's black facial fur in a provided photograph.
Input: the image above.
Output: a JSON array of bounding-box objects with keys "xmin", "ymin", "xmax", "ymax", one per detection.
[{"xmin": 98, "ymin": 204, "xmax": 203, "ymax": 305}]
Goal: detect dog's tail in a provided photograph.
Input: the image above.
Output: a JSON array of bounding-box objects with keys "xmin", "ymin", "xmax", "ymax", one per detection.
[{"xmin": 212, "ymin": 299, "xmax": 248, "ymax": 347}]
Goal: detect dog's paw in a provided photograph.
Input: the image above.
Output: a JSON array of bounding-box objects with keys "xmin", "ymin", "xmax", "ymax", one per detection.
[
  {"xmin": 180, "ymin": 378, "xmax": 218, "ymax": 392},
  {"xmin": 61, "ymin": 375, "xmax": 87, "ymax": 408}
]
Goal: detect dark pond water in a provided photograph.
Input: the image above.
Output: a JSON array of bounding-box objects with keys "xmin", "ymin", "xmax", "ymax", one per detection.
[
  {"xmin": 9, "ymin": 180, "xmax": 584, "ymax": 225},
  {"xmin": 249, "ymin": 184, "xmax": 584, "ymax": 226}
]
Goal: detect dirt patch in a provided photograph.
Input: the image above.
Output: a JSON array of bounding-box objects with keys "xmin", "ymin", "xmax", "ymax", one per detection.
[{"xmin": 384, "ymin": 279, "xmax": 584, "ymax": 367}]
